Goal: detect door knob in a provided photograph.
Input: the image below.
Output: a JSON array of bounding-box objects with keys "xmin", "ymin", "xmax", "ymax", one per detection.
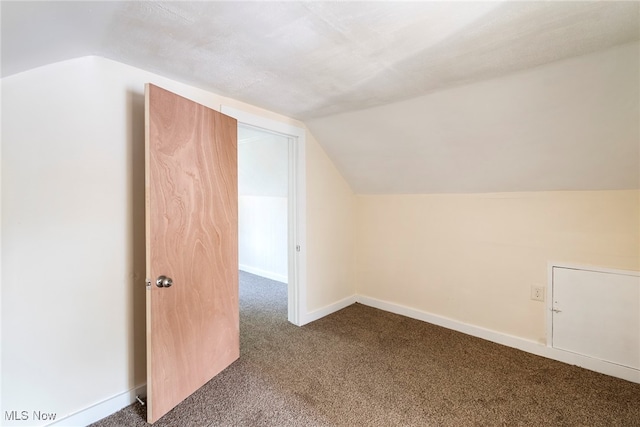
[{"xmin": 156, "ymin": 275, "xmax": 173, "ymax": 288}]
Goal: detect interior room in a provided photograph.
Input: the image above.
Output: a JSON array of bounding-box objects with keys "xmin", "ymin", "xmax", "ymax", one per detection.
[
  {"xmin": 238, "ymin": 125, "xmax": 289, "ymax": 285},
  {"xmin": 1, "ymin": 1, "xmax": 638, "ymax": 426}
]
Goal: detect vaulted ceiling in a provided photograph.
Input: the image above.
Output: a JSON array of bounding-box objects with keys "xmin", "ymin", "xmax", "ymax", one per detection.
[{"xmin": 2, "ymin": 1, "xmax": 639, "ymax": 193}]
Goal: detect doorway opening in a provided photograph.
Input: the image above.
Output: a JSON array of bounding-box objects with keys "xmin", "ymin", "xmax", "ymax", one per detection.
[
  {"xmin": 238, "ymin": 125, "xmax": 288, "ymax": 281},
  {"xmin": 223, "ymin": 106, "xmax": 307, "ymax": 326}
]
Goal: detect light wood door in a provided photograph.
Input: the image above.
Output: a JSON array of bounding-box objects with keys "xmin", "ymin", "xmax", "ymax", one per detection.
[{"xmin": 145, "ymin": 83, "xmax": 239, "ymax": 423}]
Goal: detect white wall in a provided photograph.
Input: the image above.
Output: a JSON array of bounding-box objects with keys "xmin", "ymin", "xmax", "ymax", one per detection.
[
  {"xmin": 239, "ymin": 196, "xmax": 288, "ymax": 282},
  {"xmin": 356, "ymin": 190, "xmax": 640, "ymax": 344},
  {"xmin": 347, "ymin": 43, "xmax": 639, "ymax": 351},
  {"xmin": 238, "ymin": 129, "xmax": 289, "ymax": 282},
  {"xmin": 2, "ymin": 57, "xmax": 146, "ymax": 426},
  {"xmin": 305, "ymin": 133, "xmax": 357, "ymax": 313},
  {"xmin": 1, "ymin": 56, "xmax": 357, "ymax": 425}
]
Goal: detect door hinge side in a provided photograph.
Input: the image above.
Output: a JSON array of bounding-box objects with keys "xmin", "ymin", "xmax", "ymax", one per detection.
[{"xmin": 136, "ymin": 395, "xmax": 146, "ymax": 406}]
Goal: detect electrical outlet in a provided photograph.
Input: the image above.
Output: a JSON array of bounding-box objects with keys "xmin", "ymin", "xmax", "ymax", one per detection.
[{"xmin": 531, "ymin": 285, "xmax": 545, "ymax": 302}]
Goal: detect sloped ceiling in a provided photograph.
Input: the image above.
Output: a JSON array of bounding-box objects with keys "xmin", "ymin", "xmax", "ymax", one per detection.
[
  {"xmin": 308, "ymin": 42, "xmax": 639, "ymax": 193},
  {"xmin": 1, "ymin": 1, "xmax": 639, "ymax": 193}
]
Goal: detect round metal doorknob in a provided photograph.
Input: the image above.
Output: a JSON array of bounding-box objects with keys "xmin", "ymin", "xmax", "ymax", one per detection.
[{"xmin": 156, "ymin": 275, "xmax": 173, "ymax": 288}]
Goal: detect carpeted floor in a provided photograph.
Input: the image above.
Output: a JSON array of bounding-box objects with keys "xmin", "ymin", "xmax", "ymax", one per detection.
[{"xmin": 91, "ymin": 271, "xmax": 640, "ymax": 426}]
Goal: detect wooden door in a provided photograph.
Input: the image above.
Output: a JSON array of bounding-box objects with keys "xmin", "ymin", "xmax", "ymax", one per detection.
[{"xmin": 145, "ymin": 83, "xmax": 239, "ymax": 423}]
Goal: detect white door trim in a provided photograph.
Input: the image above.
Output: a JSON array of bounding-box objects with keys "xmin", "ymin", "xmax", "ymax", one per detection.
[{"xmin": 221, "ymin": 106, "xmax": 307, "ymax": 326}]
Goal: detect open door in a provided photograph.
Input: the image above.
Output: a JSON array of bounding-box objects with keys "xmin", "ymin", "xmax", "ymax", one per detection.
[{"xmin": 145, "ymin": 83, "xmax": 239, "ymax": 423}]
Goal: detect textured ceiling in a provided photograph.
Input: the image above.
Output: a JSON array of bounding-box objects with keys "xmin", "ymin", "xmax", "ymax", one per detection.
[
  {"xmin": 2, "ymin": 1, "xmax": 638, "ymax": 194},
  {"xmin": 2, "ymin": 1, "xmax": 638, "ymax": 120}
]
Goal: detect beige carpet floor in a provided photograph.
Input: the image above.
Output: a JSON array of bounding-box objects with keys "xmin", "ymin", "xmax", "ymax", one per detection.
[{"xmin": 91, "ymin": 271, "xmax": 640, "ymax": 426}]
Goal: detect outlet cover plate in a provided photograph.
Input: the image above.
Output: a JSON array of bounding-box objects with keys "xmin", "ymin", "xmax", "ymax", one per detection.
[{"xmin": 531, "ymin": 285, "xmax": 545, "ymax": 301}]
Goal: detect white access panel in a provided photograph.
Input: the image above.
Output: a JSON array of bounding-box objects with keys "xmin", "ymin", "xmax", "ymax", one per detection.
[{"xmin": 552, "ymin": 267, "xmax": 640, "ymax": 370}]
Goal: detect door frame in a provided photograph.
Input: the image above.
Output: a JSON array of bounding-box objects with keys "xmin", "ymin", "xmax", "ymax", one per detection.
[{"xmin": 221, "ymin": 106, "xmax": 307, "ymax": 326}]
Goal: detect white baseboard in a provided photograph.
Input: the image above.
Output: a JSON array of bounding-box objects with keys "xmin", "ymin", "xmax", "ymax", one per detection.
[
  {"xmin": 356, "ymin": 295, "xmax": 639, "ymax": 384},
  {"xmin": 239, "ymin": 264, "xmax": 287, "ymax": 284},
  {"xmin": 46, "ymin": 293, "xmax": 637, "ymax": 426},
  {"xmin": 47, "ymin": 384, "xmax": 146, "ymax": 427},
  {"xmin": 302, "ymin": 294, "xmax": 357, "ymax": 325}
]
